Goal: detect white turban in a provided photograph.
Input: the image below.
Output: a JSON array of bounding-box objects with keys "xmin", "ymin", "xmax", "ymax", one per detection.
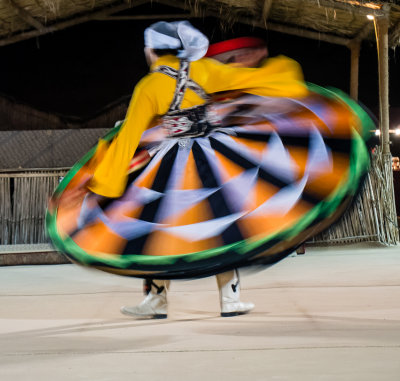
[{"xmin": 144, "ymin": 21, "xmax": 209, "ymax": 62}]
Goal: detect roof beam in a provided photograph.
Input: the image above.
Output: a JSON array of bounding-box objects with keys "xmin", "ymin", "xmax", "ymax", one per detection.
[
  {"xmin": 0, "ymin": 0, "xmax": 149, "ymax": 47},
  {"xmin": 236, "ymin": 13, "xmax": 351, "ymax": 46},
  {"xmin": 8, "ymin": 0, "xmax": 44, "ymax": 31},
  {"xmin": 155, "ymin": 0, "xmax": 351, "ymax": 46},
  {"xmin": 0, "ymin": 0, "xmax": 384, "ymax": 48},
  {"xmin": 349, "ymin": 20, "xmax": 374, "ymax": 46},
  {"xmin": 310, "ymin": 0, "xmax": 385, "ymax": 17},
  {"xmin": 96, "ymin": 13, "xmax": 194, "ymax": 21},
  {"xmin": 266, "ymin": 20, "xmax": 350, "ymax": 46},
  {"xmin": 154, "ymin": 0, "xmax": 191, "ymax": 12}
]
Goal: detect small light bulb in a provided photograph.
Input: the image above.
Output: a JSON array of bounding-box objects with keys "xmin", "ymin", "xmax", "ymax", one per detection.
[
  {"xmin": 375, "ymin": 129, "xmax": 381, "ymax": 136},
  {"xmin": 395, "ymin": 128, "xmax": 400, "ymax": 136},
  {"xmin": 367, "ymin": 14, "xmax": 375, "ymax": 20}
]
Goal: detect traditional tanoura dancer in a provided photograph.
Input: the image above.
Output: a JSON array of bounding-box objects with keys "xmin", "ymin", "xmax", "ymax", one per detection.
[
  {"xmin": 47, "ymin": 21, "xmax": 373, "ymax": 318},
  {"xmin": 121, "ymin": 36, "xmax": 275, "ymax": 319}
]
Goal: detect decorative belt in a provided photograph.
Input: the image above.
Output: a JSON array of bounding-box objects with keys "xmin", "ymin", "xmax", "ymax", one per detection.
[{"xmin": 162, "ymin": 104, "xmax": 221, "ymax": 138}]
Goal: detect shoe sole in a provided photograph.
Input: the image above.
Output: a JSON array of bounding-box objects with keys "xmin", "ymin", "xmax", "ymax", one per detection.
[
  {"xmin": 152, "ymin": 314, "xmax": 167, "ymax": 319},
  {"xmin": 220, "ymin": 311, "xmax": 250, "ymax": 317},
  {"xmin": 120, "ymin": 309, "xmax": 167, "ymax": 319}
]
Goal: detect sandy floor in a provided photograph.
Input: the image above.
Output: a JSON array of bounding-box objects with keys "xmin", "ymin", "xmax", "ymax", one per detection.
[{"xmin": 0, "ymin": 243, "xmax": 399, "ymax": 380}]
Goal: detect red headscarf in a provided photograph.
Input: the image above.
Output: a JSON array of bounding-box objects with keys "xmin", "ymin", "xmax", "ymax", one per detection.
[{"xmin": 205, "ymin": 37, "xmax": 265, "ymax": 57}]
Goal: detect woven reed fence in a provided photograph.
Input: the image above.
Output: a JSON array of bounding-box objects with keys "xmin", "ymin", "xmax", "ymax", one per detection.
[
  {"xmin": 310, "ymin": 148, "xmax": 399, "ymax": 245},
  {"xmin": 0, "ymin": 176, "xmax": 12, "ymax": 245},
  {"xmin": 0, "ymin": 171, "xmax": 66, "ymax": 245},
  {"xmin": 0, "ymin": 151, "xmax": 399, "ymax": 246}
]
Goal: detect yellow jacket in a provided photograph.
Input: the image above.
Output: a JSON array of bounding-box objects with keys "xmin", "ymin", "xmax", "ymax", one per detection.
[{"xmin": 88, "ymin": 54, "xmax": 308, "ymax": 198}]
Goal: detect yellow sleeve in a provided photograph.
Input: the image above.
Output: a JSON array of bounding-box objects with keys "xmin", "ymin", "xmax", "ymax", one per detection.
[
  {"xmin": 197, "ymin": 55, "xmax": 308, "ymax": 98},
  {"xmin": 88, "ymin": 81, "xmax": 156, "ymax": 198}
]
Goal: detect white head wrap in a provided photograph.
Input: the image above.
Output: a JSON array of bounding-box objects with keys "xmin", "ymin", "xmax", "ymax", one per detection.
[{"xmin": 144, "ymin": 21, "xmax": 209, "ymax": 62}]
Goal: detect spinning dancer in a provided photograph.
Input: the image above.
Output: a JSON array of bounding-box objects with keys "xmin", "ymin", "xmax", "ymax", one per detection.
[
  {"xmin": 47, "ymin": 21, "xmax": 372, "ymax": 318},
  {"xmin": 121, "ymin": 36, "xmax": 273, "ymax": 319}
]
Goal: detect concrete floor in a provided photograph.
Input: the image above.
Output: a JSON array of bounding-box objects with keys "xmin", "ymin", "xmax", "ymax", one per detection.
[{"xmin": 0, "ymin": 243, "xmax": 399, "ymax": 380}]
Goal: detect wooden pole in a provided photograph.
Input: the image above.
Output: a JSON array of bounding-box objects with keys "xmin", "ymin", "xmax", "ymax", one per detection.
[
  {"xmin": 347, "ymin": 20, "xmax": 374, "ymax": 101},
  {"xmin": 349, "ymin": 42, "xmax": 360, "ymax": 100},
  {"xmin": 375, "ymin": 13, "xmax": 399, "ymax": 243},
  {"xmin": 376, "ymin": 16, "xmax": 390, "ymax": 154}
]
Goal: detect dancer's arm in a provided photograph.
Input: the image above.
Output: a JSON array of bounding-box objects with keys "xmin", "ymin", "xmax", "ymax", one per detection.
[
  {"xmin": 196, "ymin": 55, "xmax": 308, "ymax": 98},
  {"xmin": 88, "ymin": 79, "xmax": 156, "ymax": 198}
]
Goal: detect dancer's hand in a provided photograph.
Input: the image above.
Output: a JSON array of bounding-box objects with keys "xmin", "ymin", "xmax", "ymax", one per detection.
[{"xmin": 60, "ymin": 177, "xmax": 92, "ymax": 209}]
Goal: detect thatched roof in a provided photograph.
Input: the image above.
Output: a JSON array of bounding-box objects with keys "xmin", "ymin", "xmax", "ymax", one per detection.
[{"xmin": 1, "ymin": 0, "xmax": 400, "ymax": 48}]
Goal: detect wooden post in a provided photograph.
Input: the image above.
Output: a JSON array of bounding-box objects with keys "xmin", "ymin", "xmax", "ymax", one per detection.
[
  {"xmin": 350, "ymin": 42, "xmax": 360, "ymax": 100},
  {"xmin": 375, "ymin": 14, "xmax": 399, "ymax": 243},
  {"xmin": 376, "ymin": 16, "xmax": 390, "ymax": 155}
]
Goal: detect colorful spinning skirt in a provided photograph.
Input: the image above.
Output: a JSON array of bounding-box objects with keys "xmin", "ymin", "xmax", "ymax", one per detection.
[{"xmin": 46, "ymin": 84, "xmax": 373, "ymax": 279}]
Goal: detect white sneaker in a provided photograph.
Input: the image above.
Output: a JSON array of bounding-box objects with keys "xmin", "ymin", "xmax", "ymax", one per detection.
[
  {"xmin": 217, "ymin": 270, "xmax": 254, "ymax": 317},
  {"xmin": 121, "ymin": 280, "xmax": 168, "ymax": 319},
  {"xmin": 221, "ymin": 300, "xmax": 255, "ymax": 317}
]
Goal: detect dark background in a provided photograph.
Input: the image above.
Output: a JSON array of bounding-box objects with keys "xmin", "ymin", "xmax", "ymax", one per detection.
[{"xmin": 1, "ymin": 3, "xmax": 400, "ymax": 154}]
